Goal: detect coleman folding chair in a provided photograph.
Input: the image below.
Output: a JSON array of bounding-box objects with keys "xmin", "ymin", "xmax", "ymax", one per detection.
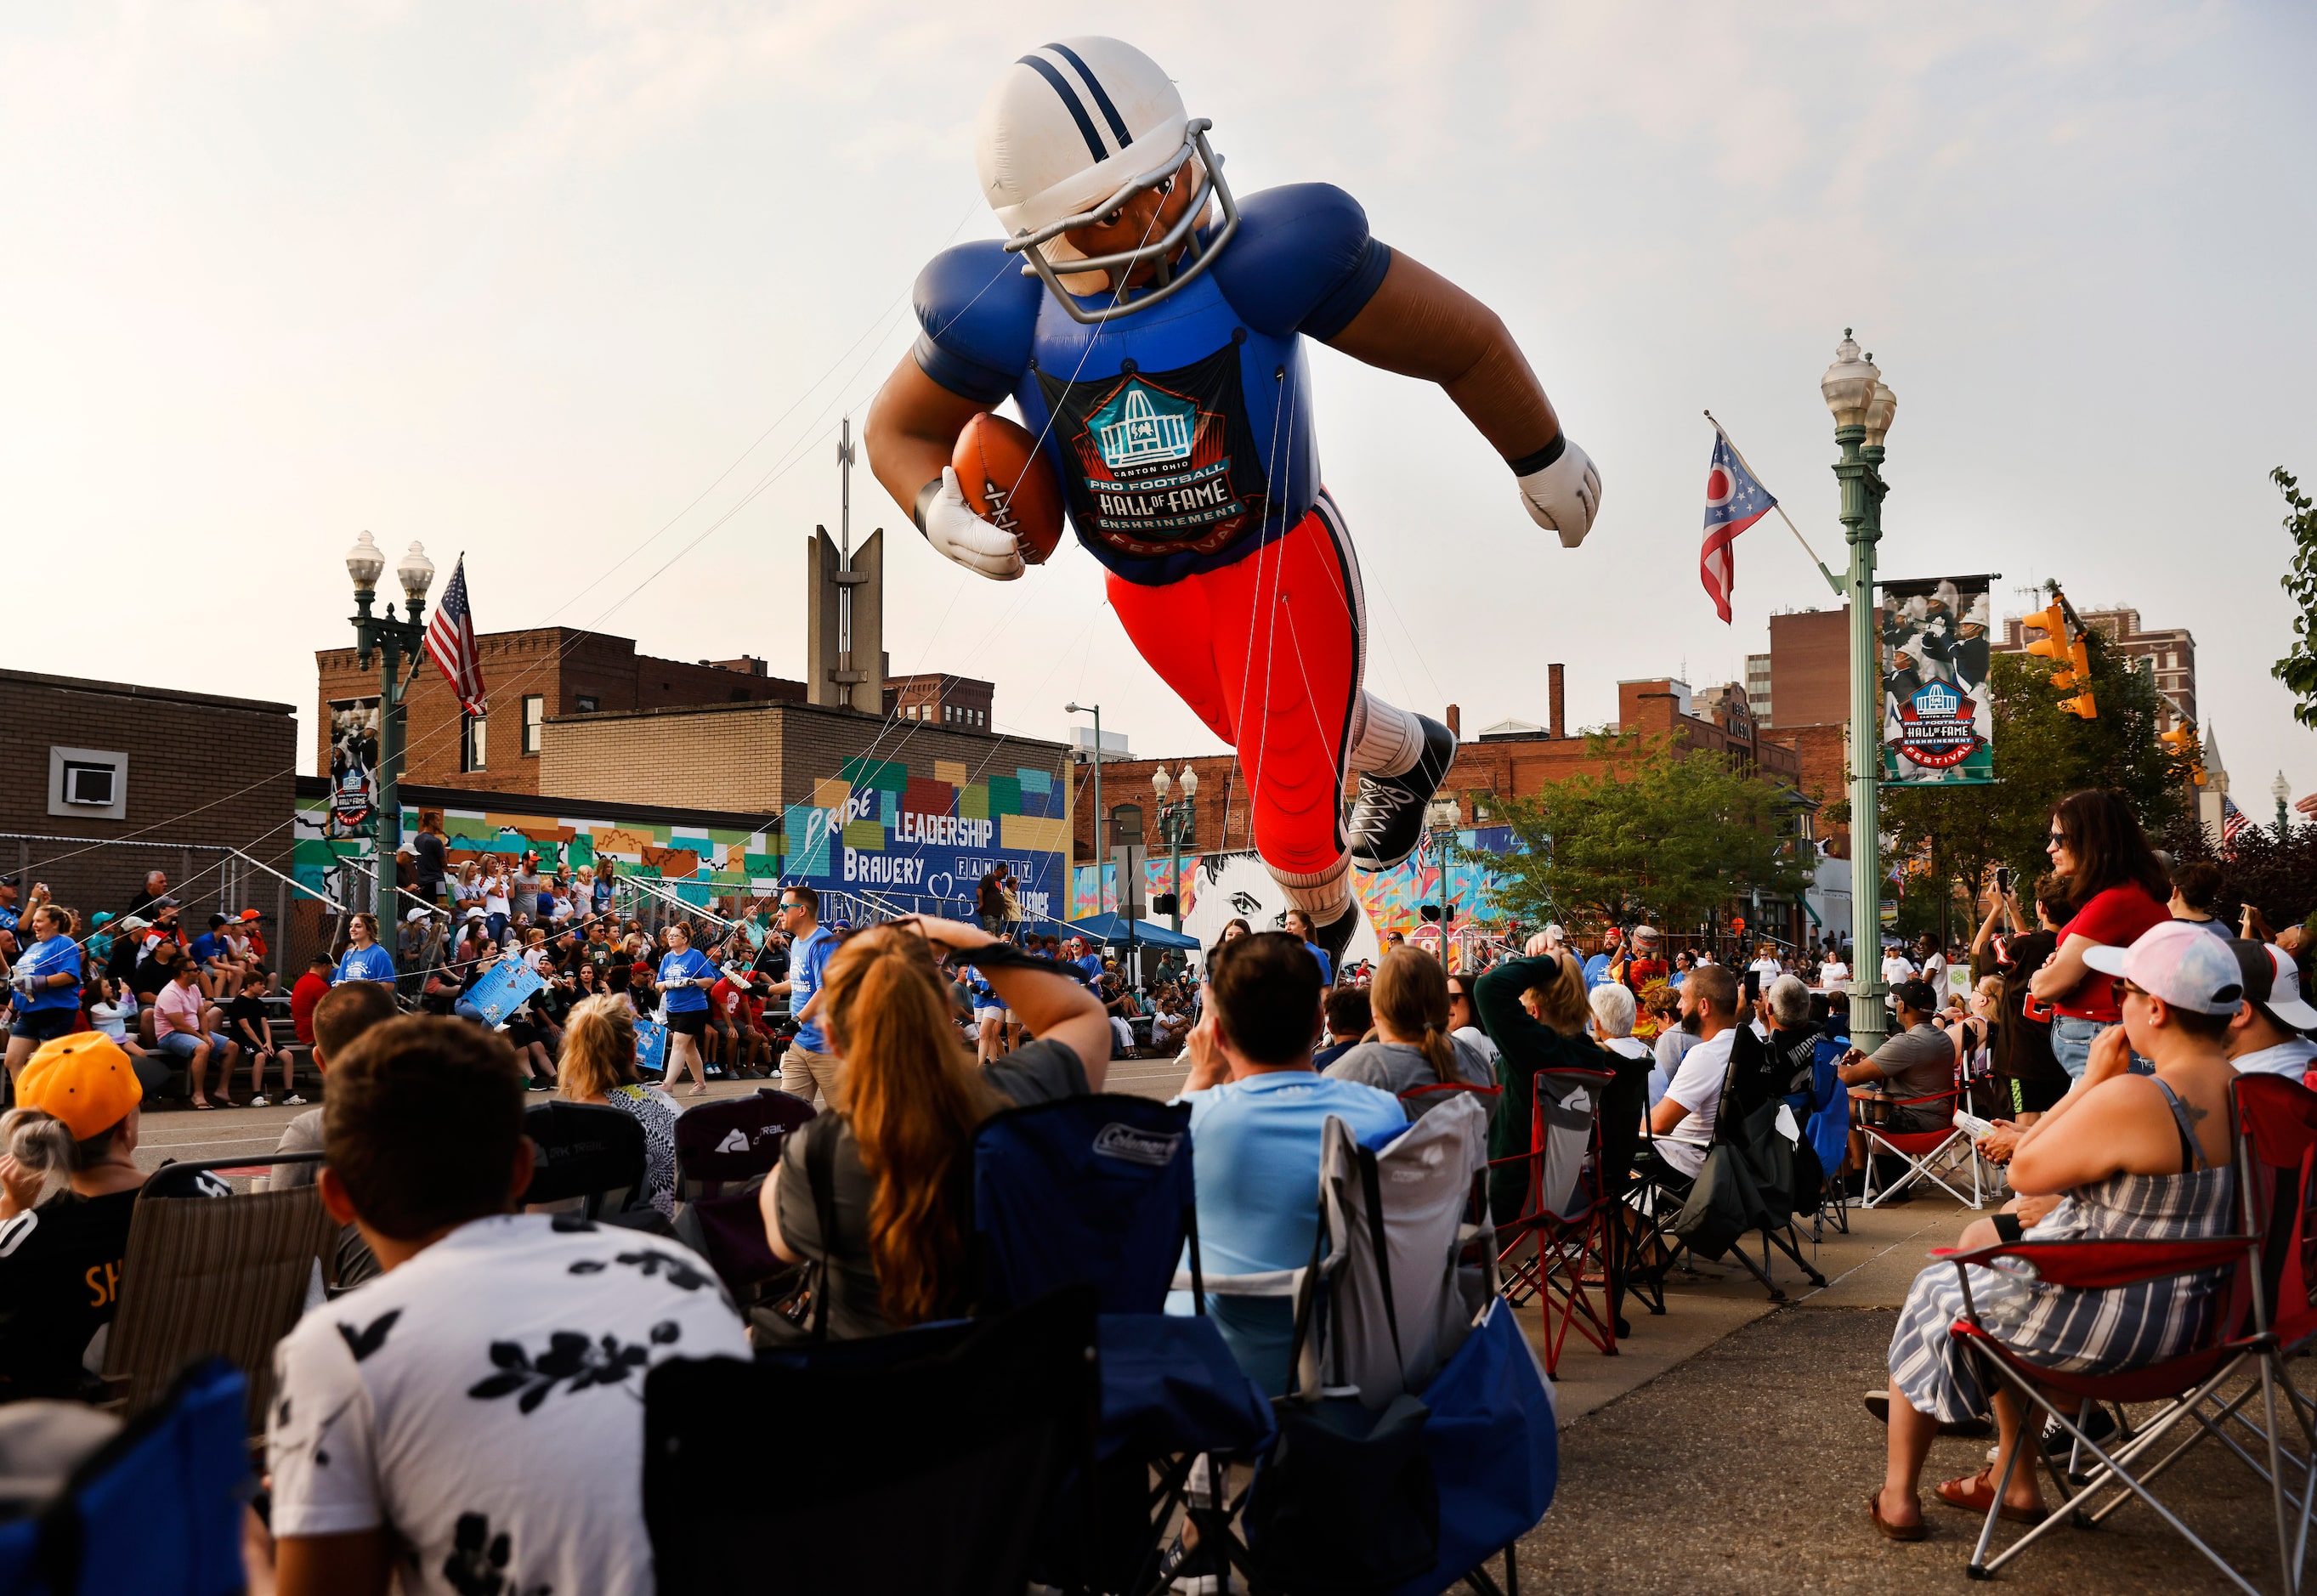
[
  {"xmin": 1941, "ymin": 1229, "xmax": 2281, "ymax": 1591},
  {"xmin": 1855, "ymin": 1053, "xmax": 1989, "ymax": 1209},
  {"xmin": 518, "ymin": 1099, "xmax": 647, "ymax": 1221},
  {"xmin": 1485, "ymin": 1069, "xmax": 1621, "ymax": 1372},
  {"xmin": 1624, "ymin": 1063, "xmax": 1826, "ymax": 1307},
  {"xmin": 673, "ymin": 1088, "xmax": 813, "ymax": 1202}
]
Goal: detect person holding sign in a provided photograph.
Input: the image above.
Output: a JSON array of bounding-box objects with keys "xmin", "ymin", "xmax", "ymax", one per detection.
[{"xmin": 654, "ymin": 922, "xmax": 718, "ymax": 1096}]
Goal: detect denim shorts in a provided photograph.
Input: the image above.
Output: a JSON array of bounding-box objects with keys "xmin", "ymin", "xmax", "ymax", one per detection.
[
  {"xmin": 157, "ymin": 1030, "xmax": 230, "ymax": 1059},
  {"xmin": 9, "ymin": 1008, "xmax": 77, "ymax": 1044},
  {"xmin": 2050, "ymin": 1015, "xmax": 2153, "ymax": 1079}
]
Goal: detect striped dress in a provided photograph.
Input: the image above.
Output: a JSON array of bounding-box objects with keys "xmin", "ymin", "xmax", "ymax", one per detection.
[{"xmin": 1888, "ymin": 1078, "xmax": 2235, "ymax": 1424}]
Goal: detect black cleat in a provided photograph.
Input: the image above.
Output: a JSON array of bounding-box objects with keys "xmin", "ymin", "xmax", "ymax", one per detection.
[{"xmin": 1345, "ymin": 715, "xmax": 1459, "ymax": 872}]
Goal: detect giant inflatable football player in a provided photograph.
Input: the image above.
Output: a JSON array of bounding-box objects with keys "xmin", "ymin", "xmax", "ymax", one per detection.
[{"xmin": 867, "ymin": 37, "xmax": 1600, "ymax": 970}]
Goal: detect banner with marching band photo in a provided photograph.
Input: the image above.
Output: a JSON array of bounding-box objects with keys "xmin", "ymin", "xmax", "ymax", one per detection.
[{"xmin": 1879, "ymin": 574, "xmax": 1995, "ymax": 785}]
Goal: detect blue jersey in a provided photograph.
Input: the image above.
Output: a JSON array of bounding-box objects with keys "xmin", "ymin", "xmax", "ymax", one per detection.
[
  {"xmin": 20, "ymin": 936, "xmax": 82, "ymax": 1012},
  {"xmin": 911, "ymin": 184, "xmax": 1391, "ymax": 587}
]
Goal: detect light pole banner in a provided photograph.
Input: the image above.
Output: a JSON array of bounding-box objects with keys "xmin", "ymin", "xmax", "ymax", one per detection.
[{"xmin": 1878, "ymin": 574, "xmax": 1995, "ymax": 785}]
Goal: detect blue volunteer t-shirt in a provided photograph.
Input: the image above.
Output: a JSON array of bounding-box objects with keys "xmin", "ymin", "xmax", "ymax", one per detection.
[
  {"xmin": 334, "ymin": 942, "xmax": 397, "ymax": 985},
  {"xmin": 790, "ymin": 925, "xmax": 837, "ymax": 1053},
  {"xmin": 1583, "ymin": 953, "xmax": 1615, "ymax": 990},
  {"xmin": 656, "ymin": 948, "xmax": 717, "ymax": 1013},
  {"xmin": 0, "ymin": 904, "xmax": 18, "ymax": 937},
  {"xmin": 20, "ymin": 936, "xmax": 83, "ymax": 1012},
  {"xmin": 1301, "ymin": 939, "xmax": 1334, "ymax": 987},
  {"xmin": 964, "ymin": 966, "xmax": 997, "ymax": 1009},
  {"xmin": 1167, "ymin": 1072, "xmax": 1406, "ymax": 1396},
  {"xmin": 1074, "ymin": 953, "xmax": 1104, "ymax": 984}
]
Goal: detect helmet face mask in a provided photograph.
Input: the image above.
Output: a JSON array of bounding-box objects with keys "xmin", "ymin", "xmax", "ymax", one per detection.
[{"xmin": 1003, "ymin": 120, "xmax": 1241, "ymax": 324}]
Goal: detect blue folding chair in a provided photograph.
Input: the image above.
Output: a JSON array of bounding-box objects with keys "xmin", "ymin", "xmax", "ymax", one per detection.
[
  {"xmin": 972, "ymin": 1093, "xmax": 1274, "ymax": 1595},
  {"xmin": 0, "ymin": 1358, "xmax": 248, "ymax": 1596}
]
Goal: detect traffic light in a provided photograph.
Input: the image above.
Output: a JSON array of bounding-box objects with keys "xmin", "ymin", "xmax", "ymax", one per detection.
[
  {"xmin": 1420, "ymin": 904, "xmax": 1444, "ymax": 922},
  {"xmin": 2059, "ymin": 689, "xmax": 2098, "ymax": 720},
  {"xmin": 1152, "ymin": 892, "xmax": 1180, "ymax": 918},
  {"xmin": 2025, "ymin": 591, "xmax": 2099, "ymax": 718},
  {"xmin": 2021, "ymin": 601, "xmax": 2071, "ymax": 670},
  {"xmin": 2160, "ymin": 725, "xmax": 2193, "ymax": 759}
]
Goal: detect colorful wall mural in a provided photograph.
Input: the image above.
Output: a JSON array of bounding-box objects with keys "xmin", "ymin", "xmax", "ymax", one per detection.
[{"xmin": 292, "ymin": 750, "xmax": 1071, "ymax": 923}]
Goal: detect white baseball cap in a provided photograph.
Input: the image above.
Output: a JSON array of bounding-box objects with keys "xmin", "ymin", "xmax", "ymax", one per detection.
[
  {"xmin": 2082, "ymin": 920, "xmax": 2246, "ymax": 1016},
  {"xmin": 2230, "ymin": 938, "xmax": 2317, "ymax": 1033}
]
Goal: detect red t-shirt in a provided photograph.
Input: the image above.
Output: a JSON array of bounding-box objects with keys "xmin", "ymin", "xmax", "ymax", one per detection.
[
  {"xmin": 290, "ymin": 971, "xmax": 331, "ymax": 1046},
  {"xmin": 2054, "ymin": 884, "xmax": 2169, "ymax": 1022}
]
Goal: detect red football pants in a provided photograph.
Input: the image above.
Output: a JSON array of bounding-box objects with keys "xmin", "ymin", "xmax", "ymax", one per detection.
[{"xmin": 1107, "ymin": 494, "xmax": 1362, "ymax": 877}]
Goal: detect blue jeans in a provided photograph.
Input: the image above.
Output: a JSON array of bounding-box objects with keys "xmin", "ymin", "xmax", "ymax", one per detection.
[{"xmin": 2051, "ymin": 1015, "xmax": 2153, "ymax": 1079}]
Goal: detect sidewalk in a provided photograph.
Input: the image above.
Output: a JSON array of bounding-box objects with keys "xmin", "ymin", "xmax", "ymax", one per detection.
[{"xmin": 1511, "ymin": 1194, "xmax": 2293, "ymax": 1593}]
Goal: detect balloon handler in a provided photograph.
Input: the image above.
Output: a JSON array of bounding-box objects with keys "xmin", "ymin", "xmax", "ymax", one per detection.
[{"xmin": 868, "ymin": 37, "xmax": 1600, "ymax": 973}]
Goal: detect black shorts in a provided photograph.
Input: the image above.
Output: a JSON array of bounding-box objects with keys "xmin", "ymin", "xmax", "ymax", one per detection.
[
  {"xmin": 666, "ymin": 1009, "xmax": 708, "ymax": 1038},
  {"xmin": 9, "ymin": 1008, "xmax": 77, "ymax": 1044},
  {"xmin": 1997, "ymin": 1072, "xmax": 2070, "ymax": 1117}
]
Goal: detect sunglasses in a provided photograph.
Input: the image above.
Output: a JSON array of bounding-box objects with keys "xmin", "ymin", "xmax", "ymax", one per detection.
[{"xmin": 2047, "ymin": 830, "xmax": 2067, "ymax": 847}]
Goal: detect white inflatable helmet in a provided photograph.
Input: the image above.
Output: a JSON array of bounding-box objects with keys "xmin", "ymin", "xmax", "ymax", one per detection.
[{"xmin": 976, "ymin": 37, "xmax": 1241, "ymax": 324}]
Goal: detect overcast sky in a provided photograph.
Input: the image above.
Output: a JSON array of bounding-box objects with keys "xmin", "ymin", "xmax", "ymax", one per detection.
[{"xmin": 6, "ymin": 2, "xmax": 2313, "ymax": 818}]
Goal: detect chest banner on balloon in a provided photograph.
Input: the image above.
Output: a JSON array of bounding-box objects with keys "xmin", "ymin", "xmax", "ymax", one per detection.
[{"xmin": 1878, "ymin": 574, "xmax": 1995, "ymax": 787}]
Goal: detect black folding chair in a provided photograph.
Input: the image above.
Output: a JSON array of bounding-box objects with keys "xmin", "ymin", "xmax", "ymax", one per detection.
[
  {"xmin": 643, "ymin": 1286, "xmax": 1100, "ymax": 1596},
  {"xmin": 673, "ymin": 1088, "xmax": 813, "ymax": 1200},
  {"xmin": 519, "ymin": 1100, "xmax": 646, "ymax": 1221}
]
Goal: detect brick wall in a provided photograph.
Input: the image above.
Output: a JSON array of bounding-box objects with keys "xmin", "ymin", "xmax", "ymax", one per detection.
[{"xmin": 0, "ymin": 670, "xmax": 297, "ymax": 947}]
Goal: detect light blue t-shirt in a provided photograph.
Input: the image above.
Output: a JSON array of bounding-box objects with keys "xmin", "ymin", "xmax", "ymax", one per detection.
[
  {"xmin": 656, "ymin": 948, "xmax": 717, "ymax": 1013},
  {"xmin": 20, "ymin": 935, "xmax": 83, "ymax": 1012},
  {"xmin": 1583, "ymin": 952, "xmax": 1616, "ymax": 990},
  {"xmin": 790, "ymin": 925, "xmax": 837, "ymax": 1053},
  {"xmin": 1168, "ymin": 1071, "xmax": 1405, "ymax": 1396},
  {"xmin": 334, "ymin": 942, "xmax": 397, "ymax": 986}
]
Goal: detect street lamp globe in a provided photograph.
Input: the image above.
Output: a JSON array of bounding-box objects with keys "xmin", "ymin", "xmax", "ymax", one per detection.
[
  {"xmin": 397, "ymin": 541, "xmax": 436, "ymax": 607},
  {"xmin": 1863, "ymin": 376, "xmax": 1898, "ymax": 449},
  {"xmin": 2275, "ymin": 772, "xmax": 2292, "ymax": 806},
  {"xmin": 1820, "ymin": 331, "xmax": 1880, "ymax": 429},
  {"xmin": 1180, "ymin": 765, "xmax": 1198, "ymax": 799},
  {"xmin": 1152, "ymin": 765, "xmax": 1172, "ymax": 801},
  {"xmin": 345, "ymin": 529, "xmax": 387, "ymax": 593}
]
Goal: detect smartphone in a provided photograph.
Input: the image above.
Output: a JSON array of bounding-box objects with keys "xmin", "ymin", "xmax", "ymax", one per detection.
[
  {"xmin": 1994, "ymin": 867, "xmax": 2012, "ymax": 896},
  {"xmin": 1742, "ymin": 969, "xmax": 1761, "ymax": 1005}
]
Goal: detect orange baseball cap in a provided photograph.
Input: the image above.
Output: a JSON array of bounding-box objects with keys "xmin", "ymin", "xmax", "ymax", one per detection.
[{"xmin": 18, "ymin": 1033, "xmax": 142, "ymax": 1141}]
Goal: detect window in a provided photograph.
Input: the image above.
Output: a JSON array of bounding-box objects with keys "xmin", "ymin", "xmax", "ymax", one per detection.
[
  {"xmin": 576, "ymin": 694, "xmax": 599, "ymax": 713},
  {"xmin": 522, "ymin": 694, "xmax": 544, "ymax": 756},
  {"xmin": 462, "ymin": 710, "xmax": 487, "ymax": 773}
]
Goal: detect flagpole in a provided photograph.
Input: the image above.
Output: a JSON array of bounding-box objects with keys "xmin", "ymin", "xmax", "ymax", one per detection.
[{"xmin": 1704, "ymin": 411, "xmax": 1844, "ymax": 598}]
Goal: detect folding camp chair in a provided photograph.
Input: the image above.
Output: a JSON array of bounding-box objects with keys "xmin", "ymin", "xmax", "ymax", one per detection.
[
  {"xmin": 519, "ymin": 1099, "xmax": 647, "ymax": 1220},
  {"xmin": 101, "ymin": 1169, "xmax": 341, "ymax": 1434},
  {"xmin": 673, "ymin": 1088, "xmax": 813, "ymax": 1201},
  {"xmin": 972, "ymin": 1092, "xmax": 1273, "ymax": 1596},
  {"xmin": 1940, "ymin": 1231, "xmax": 2280, "ymax": 1591},
  {"xmin": 0, "ymin": 1358, "xmax": 249, "ymax": 1596},
  {"xmin": 1805, "ymin": 1038, "xmax": 1853, "ymax": 1239},
  {"xmin": 1486, "ymin": 1069, "xmax": 1622, "ymax": 1372},
  {"xmin": 643, "ymin": 1287, "xmax": 1102, "ymax": 1596},
  {"xmin": 1855, "ymin": 1055, "xmax": 1989, "ymax": 1209}
]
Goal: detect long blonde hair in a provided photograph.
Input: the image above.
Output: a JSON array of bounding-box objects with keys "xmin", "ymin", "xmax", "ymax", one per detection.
[
  {"xmin": 1372, "ymin": 946, "xmax": 1459, "ymax": 1084},
  {"xmin": 1524, "ymin": 951, "xmax": 1590, "ymax": 1036},
  {"xmin": 820, "ymin": 925, "xmax": 1002, "ymax": 1326},
  {"xmin": 558, "ymin": 993, "xmax": 637, "ymax": 1101}
]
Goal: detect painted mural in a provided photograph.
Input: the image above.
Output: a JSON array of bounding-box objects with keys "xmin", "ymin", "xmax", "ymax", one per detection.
[
  {"xmin": 1073, "ymin": 826, "xmax": 1518, "ymax": 950},
  {"xmin": 292, "ymin": 750, "xmax": 1072, "ymax": 923}
]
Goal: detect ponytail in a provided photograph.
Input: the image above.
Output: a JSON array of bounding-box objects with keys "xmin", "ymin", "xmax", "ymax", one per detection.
[
  {"xmin": 1414, "ymin": 1020, "xmax": 1458, "ymax": 1085},
  {"xmin": 1374, "ymin": 946, "xmax": 1459, "ymax": 1084},
  {"xmin": 1, "ymin": 1106, "xmax": 119, "ymax": 1199}
]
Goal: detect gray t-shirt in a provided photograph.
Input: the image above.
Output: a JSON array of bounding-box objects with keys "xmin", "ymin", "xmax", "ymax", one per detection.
[
  {"xmin": 775, "ymin": 1039, "xmax": 1089, "ymax": 1340},
  {"xmin": 1869, "ymin": 1022, "xmax": 1955, "ymax": 1102},
  {"xmin": 1323, "ymin": 1036, "xmax": 1496, "ymax": 1118}
]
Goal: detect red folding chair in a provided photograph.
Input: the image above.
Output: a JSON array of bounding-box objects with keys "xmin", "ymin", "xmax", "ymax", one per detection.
[
  {"xmin": 1856, "ymin": 1055, "xmax": 1988, "ymax": 1209},
  {"xmin": 1487, "ymin": 1067, "xmax": 1619, "ymax": 1374},
  {"xmin": 1940, "ymin": 1229, "xmax": 2277, "ymax": 1590}
]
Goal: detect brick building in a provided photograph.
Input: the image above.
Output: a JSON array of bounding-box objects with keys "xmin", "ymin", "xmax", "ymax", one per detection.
[
  {"xmin": 0, "ymin": 668, "xmax": 297, "ymax": 937},
  {"xmin": 1996, "ymin": 605, "xmax": 2197, "ymax": 733},
  {"xmin": 1759, "ymin": 606, "xmax": 1881, "ymax": 856},
  {"xmin": 314, "ymin": 628, "xmax": 808, "ymax": 797},
  {"xmin": 883, "ymin": 672, "xmax": 995, "ymax": 731}
]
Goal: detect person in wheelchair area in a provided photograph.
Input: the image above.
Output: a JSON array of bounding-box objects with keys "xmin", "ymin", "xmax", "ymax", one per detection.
[
  {"xmin": 1635, "ymin": 963, "xmax": 1743, "ymax": 1195},
  {"xmin": 1866, "ymin": 920, "xmax": 2243, "ymax": 1540},
  {"xmin": 1834, "ymin": 978, "xmax": 1956, "ymax": 1181}
]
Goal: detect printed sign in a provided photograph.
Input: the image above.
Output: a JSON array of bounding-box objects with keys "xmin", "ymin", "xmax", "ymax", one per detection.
[
  {"xmin": 465, "ymin": 959, "xmax": 547, "ymax": 1027},
  {"xmin": 634, "ymin": 1017, "xmax": 667, "ymax": 1077},
  {"xmin": 326, "ymin": 699, "xmax": 380, "ymax": 838},
  {"xmin": 1880, "ymin": 574, "xmax": 1995, "ymax": 786}
]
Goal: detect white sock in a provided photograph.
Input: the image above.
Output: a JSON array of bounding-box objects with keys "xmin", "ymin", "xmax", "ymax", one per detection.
[
  {"xmin": 1271, "ymin": 852, "xmax": 1354, "ymax": 925},
  {"xmin": 1346, "ymin": 693, "xmax": 1425, "ymax": 778}
]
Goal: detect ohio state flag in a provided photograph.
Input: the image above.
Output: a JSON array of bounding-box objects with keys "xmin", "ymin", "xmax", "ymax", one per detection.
[{"xmin": 1700, "ymin": 436, "xmax": 1777, "ymax": 624}]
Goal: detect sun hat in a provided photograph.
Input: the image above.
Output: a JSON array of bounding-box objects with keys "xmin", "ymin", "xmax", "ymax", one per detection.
[
  {"xmin": 17, "ymin": 1033, "xmax": 143, "ymax": 1140},
  {"xmin": 2082, "ymin": 920, "xmax": 2246, "ymax": 1016},
  {"xmin": 2228, "ymin": 938, "xmax": 2317, "ymax": 1033}
]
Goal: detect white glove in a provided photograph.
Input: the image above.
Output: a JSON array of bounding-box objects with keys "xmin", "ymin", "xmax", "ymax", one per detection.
[
  {"xmin": 921, "ymin": 467, "xmax": 1026, "ymax": 581},
  {"xmin": 1517, "ymin": 437, "xmax": 1602, "ymax": 548}
]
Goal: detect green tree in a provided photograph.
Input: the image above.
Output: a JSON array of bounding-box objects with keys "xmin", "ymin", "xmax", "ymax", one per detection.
[
  {"xmin": 1881, "ymin": 625, "xmax": 2184, "ymax": 912},
  {"xmin": 2272, "ymin": 467, "xmax": 2317, "ymax": 728},
  {"xmin": 1487, "ymin": 731, "xmax": 1815, "ymax": 935}
]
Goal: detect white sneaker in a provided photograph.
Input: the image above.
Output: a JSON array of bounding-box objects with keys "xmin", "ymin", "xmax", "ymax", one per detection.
[
  {"xmin": 284, "ymin": 1094, "xmax": 309, "ymax": 1106},
  {"xmin": 248, "ymin": 1095, "xmax": 271, "ymax": 1108}
]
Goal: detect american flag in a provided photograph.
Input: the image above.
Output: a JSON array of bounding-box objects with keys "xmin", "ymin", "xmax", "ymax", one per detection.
[
  {"xmin": 2222, "ymin": 794, "xmax": 2249, "ymax": 850},
  {"xmin": 1700, "ymin": 434, "xmax": 1777, "ymax": 625},
  {"xmin": 424, "ymin": 556, "xmax": 488, "ymax": 716}
]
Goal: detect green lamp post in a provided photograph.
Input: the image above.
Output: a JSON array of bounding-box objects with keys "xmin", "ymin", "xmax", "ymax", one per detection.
[
  {"xmin": 345, "ymin": 530, "xmax": 435, "ymax": 959},
  {"xmin": 1823, "ymin": 331, "xmax": 1896, "ymax": 1053}
]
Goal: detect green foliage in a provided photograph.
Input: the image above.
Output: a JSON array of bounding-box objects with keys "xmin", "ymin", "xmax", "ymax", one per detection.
[
  {"xmin": 1880, "ymin": 630, "xmax": 2183, "ymax": 904},
  {"xmin": 2165, "ymin": 811, "xmax": 2317, "ymax": 934},
  {"xmin": 2272, "ymin": 467, "xmax": 2317, "ymax": 729},
  {"xmin": 1487, "ymin": 731, "xmax": 1815, "ymax": 934}
]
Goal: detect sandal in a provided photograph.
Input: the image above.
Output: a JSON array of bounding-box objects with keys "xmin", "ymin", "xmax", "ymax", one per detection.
[
  {"xmin": 192, "ymin": 1099, "xmax": 214, "ymax": 1111},
  {"xmin": 1935, "ymin": 1467, "xmax": 2047, "ymax": 1525},
  {"xmin": 1867, "ymin": 1490, "xmax": 1926, "ymax": 1542}
]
